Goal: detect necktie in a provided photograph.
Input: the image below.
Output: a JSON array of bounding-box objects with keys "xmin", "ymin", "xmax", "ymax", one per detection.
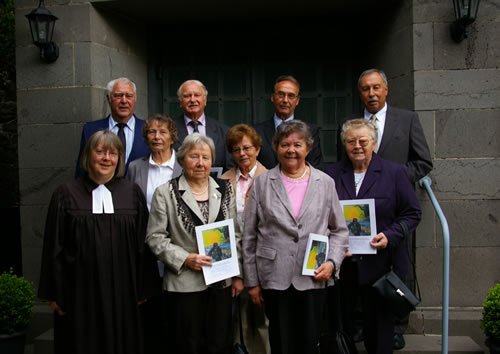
[
  {"xmin": 189, "ymin": 120, "xmax": 200, "ymax": 133},
  {"xmin": 370, "ymin": 115, "xmax": 380, "ymax": 152},
  {"xmin": 117, "ymin": 123, "xmax": 127, "ymax": 151}
]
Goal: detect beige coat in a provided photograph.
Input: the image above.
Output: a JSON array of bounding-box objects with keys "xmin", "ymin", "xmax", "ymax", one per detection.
[{"xmin": 146, "ymin": 174, "xmax": 240, "ymax": 292}]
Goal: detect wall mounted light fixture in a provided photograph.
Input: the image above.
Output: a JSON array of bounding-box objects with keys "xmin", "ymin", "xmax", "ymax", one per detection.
[
  {"xmin": 451, "ymin": 0, "xmax": 481, "ymax": 43},
  {"xmin": 25, "ymin": 0, "xmax": 59, "ymax": 63}
]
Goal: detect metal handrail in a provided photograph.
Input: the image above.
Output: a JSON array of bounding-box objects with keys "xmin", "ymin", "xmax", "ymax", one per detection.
[{"xmin": 418, "ymin": 176, "xmax": 450, "ymax": 354}]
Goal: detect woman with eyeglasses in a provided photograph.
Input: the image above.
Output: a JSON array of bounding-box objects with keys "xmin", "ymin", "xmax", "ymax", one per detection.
[
  {"xmin": 243, "ymin": 120, "xmax": 349, "ymax": 354},
  {"xmin": 38, "ymin": 130, "xmax": 160, "ymax": 354},
  {"xmin": 326, "ymin": 118, "xmax": 421, "ymax": 353},
  {"xmin": 220, "ymin": 124, "xmax": 269, "ymax": 353}
]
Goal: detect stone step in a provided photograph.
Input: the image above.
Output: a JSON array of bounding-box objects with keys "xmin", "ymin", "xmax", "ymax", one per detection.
[{"xmin": 355, "ymin": 334, "xmax": 484, "ymax": 354}]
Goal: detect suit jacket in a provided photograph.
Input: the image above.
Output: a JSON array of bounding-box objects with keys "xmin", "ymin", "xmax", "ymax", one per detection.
[
  {"xmin": 126, "ymin": 154, "xmax": 183, "ymax": 197},
  {"xmin": 75, "ymin": 115, "xmax": 150, "ymax": 177},
  {"xmin": 254, "ymin": 118, "xmax": 322, "ymax": 169},
  {"xmin": 325, "ymin": 154, "xmax": 422, "ymax": 285},
  {"xmin": 337, "ymin": 105, "xmax": 433, "ymax": 183},
  {"xmin": 243, "ymin": 164, "xmax": 349, "ymax": 291},
  {"xmin": 174, "ymin": 115, "xmax": 232, "ymax": 170},
  {"xmin": 146, "ymin": 175, "xmax": 240, "ymax": 292}
]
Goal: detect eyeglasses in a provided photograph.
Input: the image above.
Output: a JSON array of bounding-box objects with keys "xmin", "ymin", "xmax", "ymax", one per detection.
[
  {"xmin": 274, "ymin": 91, "xmax": 299, "ymax": 100},
  {"xmin": 231, "ymin": 145, "xmax": 254, "ymax": 154},
  {"xmin": 345, "ymin": 138, "xmax": 372, "ymax": 147},
  {"xmin": 94, "ymin": 149, "xmax": 119, "ymax": 158},
  {"xmin": 111, "ymin": 92, "xmax": 135, "ymax": 100}
]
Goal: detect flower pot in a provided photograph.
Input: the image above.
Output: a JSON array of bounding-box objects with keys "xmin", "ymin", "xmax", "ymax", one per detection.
[
  {"xmin": 0, "ymin": 330, "xmax": 26, "ymax": 354},
  {"xmin": 486, "ymin": 337, "xmax": 500, "ymax": 354}
]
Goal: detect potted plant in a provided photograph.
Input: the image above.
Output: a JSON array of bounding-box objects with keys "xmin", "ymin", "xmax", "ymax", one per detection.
[
  {"xmin": 481, "ymin": 283, "xmax": 500, "ymax": 354},
  {"xmin": 0, "ymin": 269, "xmax": 35, "ymax": 354}
]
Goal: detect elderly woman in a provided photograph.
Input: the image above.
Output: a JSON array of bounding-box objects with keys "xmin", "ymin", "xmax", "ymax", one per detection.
[
  {"xmin": 126, "ymin": 115, "xmax": 182, "ymax": 352},
  {"xmin": 38, "ymin": 130, "xmax": 159, "ymax": 354},
  {"xmin": 326, "ymin": 118, "xmax": 422, "ymax": 354},
  {"xmin": 146, "ymin": 133, "xmax": 243, "ymax": 354},
  {"xmin": 220, "ymin": 124, "xmax": 269, "ymax": 353},
  {"xmin": 243, "ymin": 120, "xmax": 349, "ymax": 354},
  {"xmin": 221, "ymin": 124, "xmax": 267, "ymax": 230},
  {"xmin": 127, "ymin": 114, "xmax": 182, "ymax": 210}
]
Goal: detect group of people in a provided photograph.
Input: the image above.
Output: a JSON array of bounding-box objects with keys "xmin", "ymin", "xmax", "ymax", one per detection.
[{"xmin": 38, "ymin": 69, "xmax": 433, "ymax": 354}]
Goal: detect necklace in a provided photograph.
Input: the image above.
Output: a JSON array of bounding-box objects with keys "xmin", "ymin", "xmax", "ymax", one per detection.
[
  {"xmin": 190, "ymin": 184, "xmax": 209, "ymax": 196},
  {"xmin": 281, "ymin": 166, "xmax": 309, "ymax": 180}
]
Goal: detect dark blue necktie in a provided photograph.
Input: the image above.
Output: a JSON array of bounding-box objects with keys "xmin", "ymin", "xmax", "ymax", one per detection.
[{"xmin": 117, "ymin": 123, "xmax": 127, "ymax": 151}]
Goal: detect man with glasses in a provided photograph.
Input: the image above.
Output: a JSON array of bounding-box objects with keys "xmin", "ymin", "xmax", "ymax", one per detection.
[
  {"xmin": 255, "ymin": 75, "xmax": 322, "ymax": 169},
  {"xmin": 75, "ymin": 77, "xmax": 149, "ymax": 176}
]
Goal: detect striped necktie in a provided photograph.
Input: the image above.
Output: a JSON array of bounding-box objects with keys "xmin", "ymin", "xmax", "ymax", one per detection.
[{"xmin": 370, "ymin": 115, "xmax": 380, "ymax": 152}]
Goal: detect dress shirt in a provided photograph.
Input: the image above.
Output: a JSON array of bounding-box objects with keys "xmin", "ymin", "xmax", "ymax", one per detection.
[
  {"xmin": 184, "ymin": 115, "xmax": 207, "ymax": 136},
  {"xmin": 364, "ymin": 103, "xmax": 387, "ymax": 148},
  {"xmin": 109, "ymin": 115, "xmax": 136, "ymax": 162},
  {"xmin": 235, "ymin": 163, "xmax": 258, "ymax": 229},
  {"xmin": 273, "ymin": 114, "xmax": 294, "ymax": 129},
  {"xmin": 146, "ymin": 150, "xmax": 176, "ymax": 211}
]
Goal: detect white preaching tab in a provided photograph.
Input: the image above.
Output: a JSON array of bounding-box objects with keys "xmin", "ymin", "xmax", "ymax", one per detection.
[{"xmin": 92, "ymin": 185, "xmax": 114, "ymax": 214}]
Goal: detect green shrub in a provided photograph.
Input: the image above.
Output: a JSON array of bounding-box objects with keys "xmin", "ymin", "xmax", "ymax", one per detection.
[
  {"xmin": 0, "ymin": 269, "xmax": 35, "ymax": 334},
  {"xmin": 481, "ymin": 283, "xmax": 500, "ymax": 340}
]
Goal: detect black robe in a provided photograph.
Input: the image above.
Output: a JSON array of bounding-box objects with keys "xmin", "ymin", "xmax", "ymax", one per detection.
[{"xmin": 38, "ymin": 176, "xmax": 160, "ymax": 354}]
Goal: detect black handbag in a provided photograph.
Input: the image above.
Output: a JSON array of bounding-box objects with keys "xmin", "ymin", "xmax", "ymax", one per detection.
[
  {"xmin": 372, "ymin": 221, "xmax": 421, "ymax": 319},
  {"xmin": 233, "ymin": 296, "xmax": 249, "ymax": 354}
]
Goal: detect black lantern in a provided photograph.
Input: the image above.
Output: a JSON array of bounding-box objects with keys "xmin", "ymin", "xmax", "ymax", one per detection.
[
  {"xmin": 26, "ymin": 0, "xmax": 59, "ymax": 63},
  {"xmin": 451, "ymin": 0, "xmax": 481, "ymax": 43}
]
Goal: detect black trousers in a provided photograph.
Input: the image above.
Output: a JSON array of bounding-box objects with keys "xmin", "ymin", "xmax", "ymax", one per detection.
[
  {"xmin": 262, "ymin": 286, "xmax": 327, "ymax": 354},
  {"xmin": 166, "ymin": 287, "xmax": 233, "ymax": 354}
]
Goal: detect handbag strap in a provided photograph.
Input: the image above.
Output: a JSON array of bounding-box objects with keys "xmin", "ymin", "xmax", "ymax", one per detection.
[
  {"xmin": 235, "ymin": 295, "xmax": 246, "ymax": 347},
  {"xmin": 398, "ymin": 221, "xmax": 421, "ymax": 301}
]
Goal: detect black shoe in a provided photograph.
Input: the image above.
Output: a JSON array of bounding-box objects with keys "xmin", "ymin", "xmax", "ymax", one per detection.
[{"xmin": 393, "ymin": 333, "xmax": 406, "ymax": 350}]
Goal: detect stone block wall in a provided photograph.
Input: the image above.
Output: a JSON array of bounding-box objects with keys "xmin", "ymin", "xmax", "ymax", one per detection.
[{"xmin": 15, "ymin": 0, "xmax": 148, "ymax": 284}]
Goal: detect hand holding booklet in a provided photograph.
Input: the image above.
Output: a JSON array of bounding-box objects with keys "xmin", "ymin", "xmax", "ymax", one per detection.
[
  {"xmin": 339, "ymin": 198, "xmax": 377, "ymax": 254},
  {"xmin": 302, "ymin": 233, "xmax": 329, "ymax": 276},
  {"xmin": 195, "ymin": 219, "xmax": 240, "ymax": 285}
]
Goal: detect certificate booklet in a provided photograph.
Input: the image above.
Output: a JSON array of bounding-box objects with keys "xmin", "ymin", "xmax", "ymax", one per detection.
[
  {"xmin": 195, "ymin": 219, "xmax": 240, "ymax": 285},
  {"xmin": 302, "ymin": 233, "xmax": 329, "ymax": 276},
  {"xmin": 339, "ymin": 199, "xmax": 377, "ymax": 254}
]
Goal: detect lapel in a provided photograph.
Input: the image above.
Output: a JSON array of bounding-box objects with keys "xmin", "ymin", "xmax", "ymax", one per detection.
[
  {"xmin": 262, "ymin": 119, "xmax": 276, "ymax": 147},
  {"xmin": 138, "ymin": 157, "xmax": 149, "ymax": 193},
  {"xmin": 268, "ymin": 166, "xmax": 295, "ymax": 220},
  {"xmin": 377, "ymin": 105, "xmax": 396, "ymax": 156},
  {"xmin": 339, "ymin": 161, "xmax": 357, "ymax": 200},
  {"xmin": 178, "ymin": 175, "xmax": 222, "ymax": 224},
  {"xmin": 297, "ymin": 165, "xmax": 320, "ymax": 220},
  {"xmin": 356, "ymin": 155, "xmax": 383, "ymax": 198},
  {"xmin": 172, "ymin": 159, "xmax": 183, "ymax": 179},
  {"xmin": 130, "ymin": 115, "xmax": 142, "ymax": 154},
  {"xmin": 175, "ymin": 115, "xmax": 189, "ymax": 144}
]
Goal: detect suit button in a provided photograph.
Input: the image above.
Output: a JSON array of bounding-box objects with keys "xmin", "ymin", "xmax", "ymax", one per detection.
[
  {"xmin": 298, "ymin": 224, "xmax": 302, "ymax": 229},
  {"xmin": 294, "ymin": 236, "xmax": 299, "ymax": 243}
]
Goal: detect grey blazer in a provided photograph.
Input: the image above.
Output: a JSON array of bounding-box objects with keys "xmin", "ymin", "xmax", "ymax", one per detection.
[
  {"xmin": 126, "ymin": 154, "xmax": 183, "ymax": 197},
  {"xmin": 242, "ymin": 165, "xmax": 349, "ymax": 291},
  {"xmin": 146, "ymin": 175, "xmax": 240, "ymax": 292}
]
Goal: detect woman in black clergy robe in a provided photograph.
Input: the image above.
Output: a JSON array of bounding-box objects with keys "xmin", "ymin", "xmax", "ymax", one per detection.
[{"xmin": 38, "ymin": 130, "xmax": 160, "ymax": 354}]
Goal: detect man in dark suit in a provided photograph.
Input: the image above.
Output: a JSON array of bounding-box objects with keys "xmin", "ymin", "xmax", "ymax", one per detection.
[
  {"xmin": 255, "ymin": 75, "xmax": 322, "ymax": 169},
  {"xmin": 339, "ymin": 68, "xmax": 433, "ymax": 349},
  {"xmin": 75, "ymin": 77, "xmax": 149, "ymax": 177},
  {"xmin": 173, "ymin": 79, "xmax": 232, "ymax": 171}
]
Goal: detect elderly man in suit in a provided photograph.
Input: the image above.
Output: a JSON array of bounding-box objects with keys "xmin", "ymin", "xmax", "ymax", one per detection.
[
  {"xmin": 255, "ymin": 75, "xmax": 323, "ymax": 169},
  {"xmin": 338, "ymin": 68, "xmax": 433, "ymax": 349},
  {"xmin": 173, "ymin": 79, "xmax": 232, "ymax": 171},
  {"xmin": 75, "ymin": 77, "xmax": 149, "ymax": 177}
]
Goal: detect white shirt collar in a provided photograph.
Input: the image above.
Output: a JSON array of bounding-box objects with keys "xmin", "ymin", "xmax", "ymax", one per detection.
[
  {"xmin": 148, "ymin": 149, "xmax": 176, "ymax": 168},
  {"xmin": 109, "ymin": 115, "xmax": 136, "ymax": 130},
  {"xmin": 273, "ymin": 114, "xmax": 294, "ymax": 129},
  {"xmin": 235, "ymin": 163, "xmax": 258, "ymax": 181}
]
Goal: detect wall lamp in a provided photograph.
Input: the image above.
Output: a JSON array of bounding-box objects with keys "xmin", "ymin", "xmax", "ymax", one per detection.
[
  {"xmin": 25, "ymin": 0, "xmax": 59, "ymax": 63},
  {"xmin": 451, "ymin": 0, "xmax": 481, "ymax": 43}
]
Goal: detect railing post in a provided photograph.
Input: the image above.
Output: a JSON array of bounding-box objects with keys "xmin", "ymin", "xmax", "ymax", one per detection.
[{"xmin": 418, "ymin": 176, "xmax": 450, "ymax": 354}]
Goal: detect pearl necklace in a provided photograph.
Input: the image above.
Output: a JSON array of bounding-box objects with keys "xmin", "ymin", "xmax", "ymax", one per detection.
[
  {"xmin": 281, "ymin": 166, "xmax": 309, "ymax": 180},
  {"xmin": 189, "ymin": 184, "xmax": 209, "ymax": 196}
]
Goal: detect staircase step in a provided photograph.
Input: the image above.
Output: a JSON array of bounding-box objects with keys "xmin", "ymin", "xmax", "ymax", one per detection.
[
  {"xmin": 355, "ymin": 335, "xmax": 483, "ymax": 353},
  {"xmin": 32, "ymin": 328, "xmax": 53, "ymax": 354}
]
